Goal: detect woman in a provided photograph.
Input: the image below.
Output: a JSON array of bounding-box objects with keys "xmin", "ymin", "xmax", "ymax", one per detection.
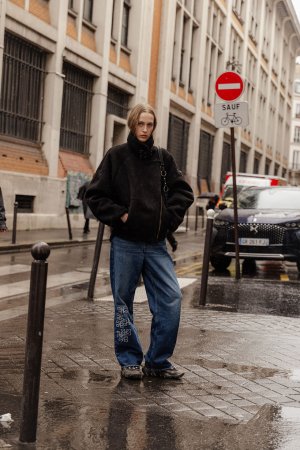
[{"xmin": 86, "ymin": 104, "xmax": 194, "ymax": 379}]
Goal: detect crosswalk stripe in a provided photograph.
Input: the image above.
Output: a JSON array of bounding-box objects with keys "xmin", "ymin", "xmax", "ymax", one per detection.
[
  {"xmin": 0, "ymin": 264, "xmax": 31, "ymax": 276},
  {"xmin": 0, "ymin": 271, "xmax": 90, "ymax": 300},
  {"xmin": 95, "ymin": 277, "xmax": 197, "ymax": 303}
]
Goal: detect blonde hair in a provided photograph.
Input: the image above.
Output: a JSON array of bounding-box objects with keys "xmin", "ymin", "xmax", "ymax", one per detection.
[{"xmin": 127, "ymin": 103, "xmax": 157, "ymax": 133}]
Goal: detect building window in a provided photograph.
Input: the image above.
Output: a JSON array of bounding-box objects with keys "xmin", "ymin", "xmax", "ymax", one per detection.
[
  {"xmin": 198, "ymin": 130, "xmax": 214, "ymax": 191},
  {"xmin": 0, "ymin": 32, "xmax": 46, "ymax": 142},
  {"xmin": 121, "ymin": 0, "xmax": 131, "ymax": 47},
  {"xmin": 239, "ymin": 150, "xmax": 248, "ymax": 173},
  {"xmin": 15, "ymin": 194, "xmax": 34, "ymax": 213},
  {"xmin": 68, "ymin": 0, "xmax": 74, "ymax": 9},
  {"xmin": 293, "ymin": 150, "xmax": 300, "ymax": 170},
  {"xmin": 167, "ymin": 114, "xmax": 189, "ymax": 173},
  {"xmin": 83, "ymin": 0, "xmax": 93, "ymax": 22},
  {"xmin": 295, "ymin": 81, "xmax": 300, "ymax": 94},
  {"xmin": 294, "ymin": 126, "xmax": 300, "ymax": 143},
  {"xmin": 107, "ymin": 85, "xmax": 130, "ymax": 118},
  {"xmin": 60, "ymin": 63, "xmax": 94, "ymax": 155},
  {"xmin": 265, "ymin": 158, "xmax": 271, "ymax": 175},
  {"xmin": 253, "ymin": 153, "xmax": 260, "ymax": 173},
  {"xmin": 274, "ymin": 163, "xmax": 279, "ymax": 176},
  {"xmin": 220, "ymin": 141, "xmax": 231, "ymax": 186},
  {"xmin": 296, "ymin": 103, "xmax": 300, "ymax": 118}
]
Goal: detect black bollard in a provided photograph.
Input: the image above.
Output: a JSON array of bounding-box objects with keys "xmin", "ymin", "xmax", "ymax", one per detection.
[
  {"xmin": 65, "ymin": 206, "xmax": 73, "ymax": 240},
  {"xmin": 87, "ymin": 222, "xmax": 105, "ymax": 301},
  {"xmin": 185, "ymin": 208, "xmax": 189, "ymax": 232},
  {"xmin": 199, "ymin": 209, "xmax": 215, "ymax": 306},
  {"xmin": 12, "ymin": 201, "xmax": 18, "ymax": 244},
  {"xmin": 19, "ymin": 242, "xmax": 50, "ymax": 444}
]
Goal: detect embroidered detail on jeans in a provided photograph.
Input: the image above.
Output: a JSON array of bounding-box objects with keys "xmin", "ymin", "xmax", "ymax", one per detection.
[
  {"xmin": 116, "ymin": 328, "xmax": 131, "ymax": 342},
  {"xmin": 116, "ymin": 305, "xmax": 131, "ymax": 341}
]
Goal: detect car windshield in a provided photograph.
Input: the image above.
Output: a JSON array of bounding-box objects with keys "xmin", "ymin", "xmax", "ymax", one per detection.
[
  {"xmin": 237, "ymin": 188, "xmax": 300, "ymax": 210},
  {"xmin": 222, "ymin": 185, "xmax": 244, "ymax": 199}
]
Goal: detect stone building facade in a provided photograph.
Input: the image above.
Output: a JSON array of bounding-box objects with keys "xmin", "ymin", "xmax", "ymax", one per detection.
[{"xmin": 0, "ymin": 0, "xmax": 299, "ymax": 229}]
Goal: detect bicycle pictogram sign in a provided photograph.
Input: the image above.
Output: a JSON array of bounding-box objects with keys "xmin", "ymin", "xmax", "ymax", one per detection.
[
  {"xmin": 221, "ymin": 113, "xmax": 242, "ymax": 126},
  {"xmin": 214, "ymin": 102, "xmax": 249, "ymax": 128}
]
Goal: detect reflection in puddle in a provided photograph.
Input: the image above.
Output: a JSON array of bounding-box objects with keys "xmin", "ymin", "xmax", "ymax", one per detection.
[
  {"xmin": 289, "ymin": 368, "xmax": 300, "ymax": 382},
  {"xmin": 197, "ymin": 358, "xmax": 284, "ymax": 380},
  {"xmin": 272, "ymin": 406, "xmax": 300, "ymax": 450}
]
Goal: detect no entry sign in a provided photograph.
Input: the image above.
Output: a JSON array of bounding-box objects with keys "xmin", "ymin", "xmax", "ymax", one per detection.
[{"xmin": 215, "ymin": 71, "xmax": 244, "ymax": 102}]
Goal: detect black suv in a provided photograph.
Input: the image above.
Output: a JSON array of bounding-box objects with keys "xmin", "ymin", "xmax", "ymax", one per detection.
[{"xmin": 210, "ymin": 186, "xmax": 300, "ymax": 272}]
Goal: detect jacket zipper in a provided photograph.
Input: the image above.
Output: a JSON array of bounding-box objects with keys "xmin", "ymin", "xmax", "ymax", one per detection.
[{"xmin": 156, "ymin": 195, "xmax": 163, "ymax": 239}]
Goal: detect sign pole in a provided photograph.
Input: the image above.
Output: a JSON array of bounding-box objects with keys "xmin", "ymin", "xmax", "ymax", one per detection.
[{"xmin": 230, "ymin": 127, "xmax": 240, "ymax": 280}]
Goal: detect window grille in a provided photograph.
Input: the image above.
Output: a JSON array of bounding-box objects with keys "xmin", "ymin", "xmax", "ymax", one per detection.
[
  {"xmin": 83, "ymin": 0, "xmax": 93, "ymax": 22},
  {"xmin": 107, "ymin": 85, "xmax": 130, "ymax": 119},
  {"xmin": 0, "ymin": 32, "xmax": 46, "ymax": 142},
  {"xmin": 60, "ymin": 63, "xmax": 94, "ymax": 155},
  {"xmin": 15, "ymin": 195, "xmax": 34, "ymax": 213},
  {"xmin": 167, "ymin": 114, "xmax": 189, "ymax": 173}
]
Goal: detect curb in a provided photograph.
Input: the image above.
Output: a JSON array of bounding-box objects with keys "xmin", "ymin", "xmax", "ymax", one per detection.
[{"xmin": 0, "ymin": 237, "xmax": 102, "ymax": 254}]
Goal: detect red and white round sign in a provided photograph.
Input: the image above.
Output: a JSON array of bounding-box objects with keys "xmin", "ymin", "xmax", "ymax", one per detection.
[{"xmin": 215, "ymin": 71, "xmax": 244, "ymax": 102}]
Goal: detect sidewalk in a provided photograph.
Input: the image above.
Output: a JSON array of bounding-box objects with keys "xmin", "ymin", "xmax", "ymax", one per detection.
[
  {"xmin": 0, "ymin": 227, "xmax": 101, "ymax": 253},
  {"xmin": 1, "ymin": 228, "xmax": 300, "ymax": 448}
]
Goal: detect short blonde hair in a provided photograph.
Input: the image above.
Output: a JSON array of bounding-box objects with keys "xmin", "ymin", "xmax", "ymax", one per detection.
[{"xmin": 127, "ymin": 103, "xmax": 157, "ymax": 133}]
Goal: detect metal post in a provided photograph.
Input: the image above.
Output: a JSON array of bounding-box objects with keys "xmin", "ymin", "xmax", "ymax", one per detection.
[
  {"xmin": 19, "ymin": 242, "xmax": 50, "ymax": 444},
  {"xmin": 195, "ymin": 205, "xmax": 198, "ymax": 231},
  {"xmin": 199, "ymin": 209, "xmax": 215, "ymax": 306},
  {"xmin": 230, "ymin": 128, "xmax": 241, "ymax": 280},
  {"xmin": 87, "ymin": 222, "xmax": 105, "ymax": 301},
  {"xmin": 12, "ymin": 201, "xmax": 18, "ymax": 244},
  {"xmin": 65, "ymin": 207, "xmax": 73, "ymax": 240},
  {"xmin": 185, "ymin": 209, "xmax": 189, "ymax": 232}
]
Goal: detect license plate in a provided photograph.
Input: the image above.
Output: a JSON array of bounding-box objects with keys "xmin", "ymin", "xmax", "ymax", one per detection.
[{"xmin": 239, "ymin": 238, "xmax": 269, "ymax": 246}]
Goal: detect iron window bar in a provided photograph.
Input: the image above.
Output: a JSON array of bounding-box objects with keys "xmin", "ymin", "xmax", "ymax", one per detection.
[{"xmin": 0, "ymin": 32, "xmax": 46, "ymax": 143}]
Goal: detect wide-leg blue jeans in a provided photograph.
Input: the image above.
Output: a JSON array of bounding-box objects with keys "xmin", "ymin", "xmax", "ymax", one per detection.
[{"xmin": 110, "ymin": 237, "xmax": 182, "ymax": 369}]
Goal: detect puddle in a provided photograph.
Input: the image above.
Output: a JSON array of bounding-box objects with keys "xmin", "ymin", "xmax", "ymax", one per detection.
[
  {"xmin": 270, "ymin": 406, "xmax": 300, "ymax": 450},
  {"xmin": 197, "ymin": 358, "xmax": 284, "ymax": 380},
  {"xmin": 61, "ymin": 369, "xmax": 78, "ymax": 380},
  {"xmin": 88, "ymin": 370, "xmax": 115, "ymax": 383}
]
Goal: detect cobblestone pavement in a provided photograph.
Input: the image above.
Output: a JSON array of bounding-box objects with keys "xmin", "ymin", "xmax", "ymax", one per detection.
[
  {"xmin": 1, "ymin": 279, "xmax": 300, "ymax": 448},
  {"xmin": 1, "ymin": 226, "xmax": 300, "ymax": 448}
]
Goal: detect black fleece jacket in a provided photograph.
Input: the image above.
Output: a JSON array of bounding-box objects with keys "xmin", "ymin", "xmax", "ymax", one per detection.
[{"xmin": 86, "ymin": 140, "xmax": 194, "ymax": 243}]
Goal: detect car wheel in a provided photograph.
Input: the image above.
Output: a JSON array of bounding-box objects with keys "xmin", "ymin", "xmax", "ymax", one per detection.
[
  {"xmin": 242, "ymin": 258, "xmax": 257, "ymax": 274},
  {"xmin": 210, "ymin": 255, "xmax": 232, "ymax": 271}
]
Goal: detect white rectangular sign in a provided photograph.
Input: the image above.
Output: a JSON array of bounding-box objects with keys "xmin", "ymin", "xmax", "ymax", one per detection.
[{"xmin": 214, "ymin": 101, "xmax": 249, "ymax": 128}]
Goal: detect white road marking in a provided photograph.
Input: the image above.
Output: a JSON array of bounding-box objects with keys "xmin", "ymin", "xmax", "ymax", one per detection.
[
  {"xmin": 0, "ymin": 264, "xmax": 31, "ymax": 276},
  {"xmin": 95, "ymin": 277, "xmax": 197, "ymax": 303}
]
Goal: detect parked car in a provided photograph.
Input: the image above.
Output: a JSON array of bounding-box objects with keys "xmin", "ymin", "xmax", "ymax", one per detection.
[
  {"xmin": 218, "ymin": 172, "xmax": 288, "ymax": 209},
  {"xmin": 210, "ymin": 186, "xmax": 300, "ymax": 272}
]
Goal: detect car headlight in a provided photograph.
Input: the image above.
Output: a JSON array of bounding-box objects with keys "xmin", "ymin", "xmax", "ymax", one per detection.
[
  {"xmin": 284, "ymin": 222, "xmax": 300, "ymax": 228},
  {"xmin": 214, "ymin": 219, "xmax": 229, "ymax": 227}
]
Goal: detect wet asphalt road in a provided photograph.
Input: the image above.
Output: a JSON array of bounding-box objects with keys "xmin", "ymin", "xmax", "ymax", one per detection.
[
  {"xmin": 1, "ymin": 233, "xmax": 300, "ymax": 448},
  {"xmin": 1, "ymin": 237, "xmax": 300, "ymax": 319}
]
